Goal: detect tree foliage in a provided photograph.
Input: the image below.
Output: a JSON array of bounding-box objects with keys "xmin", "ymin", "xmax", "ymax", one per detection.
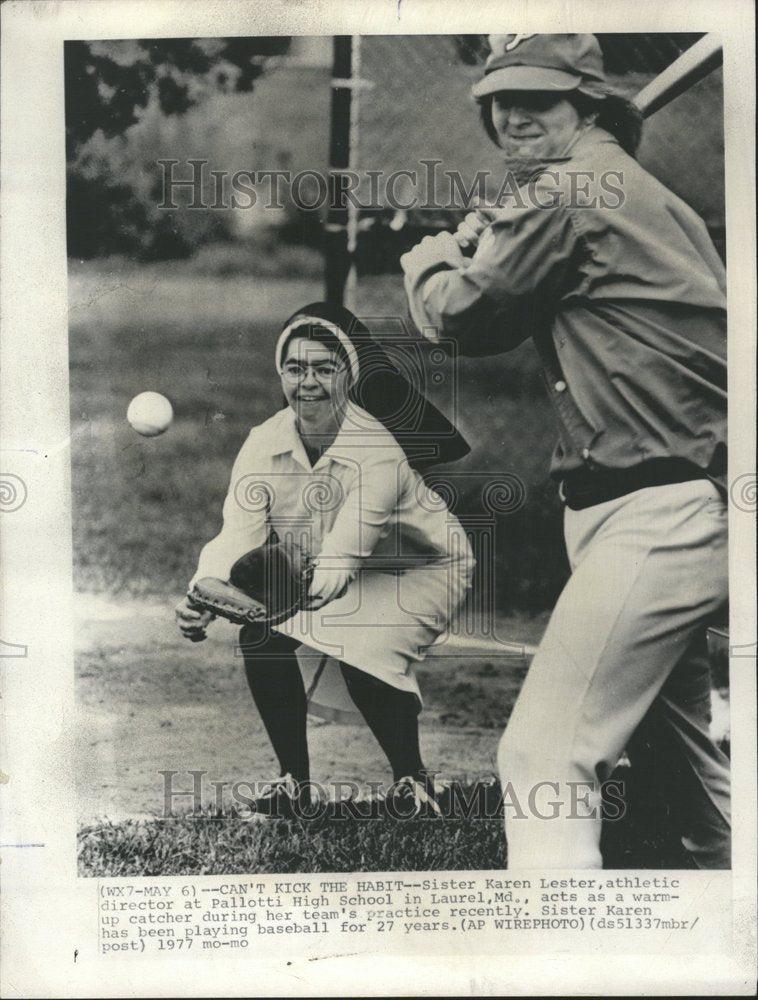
[
  {"xmin": 65, "ymin": 38, "xmax": 291, "ymax": 258},
  {"xmin": 65, "ymin": 37, "xmax": 291, "ymax": 157}
]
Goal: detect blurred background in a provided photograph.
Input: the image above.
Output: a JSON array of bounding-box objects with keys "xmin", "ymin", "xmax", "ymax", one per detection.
[{"xmin": 66, "ymin": 34, "xmax": 725, "ymax": 614}]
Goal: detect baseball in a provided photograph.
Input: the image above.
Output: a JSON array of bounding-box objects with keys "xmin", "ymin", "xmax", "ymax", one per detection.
[{"xmin": 127, "ymin": 391, "xmax": 173, "ymax": 437}]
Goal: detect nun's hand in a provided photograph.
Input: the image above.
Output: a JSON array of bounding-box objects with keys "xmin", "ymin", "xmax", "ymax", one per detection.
[
  {"xmin": 305, "ymin": 566, "xmax": 350, "ymax": 610},
  {"xmin": 175, "ymin": 594, "xmax": 214, "ymax": 641}
]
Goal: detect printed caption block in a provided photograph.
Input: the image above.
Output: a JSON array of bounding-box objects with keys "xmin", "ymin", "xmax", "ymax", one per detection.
[{"xmin": 96, "ymin": 870, "xmax": 731, "ymax": 958}]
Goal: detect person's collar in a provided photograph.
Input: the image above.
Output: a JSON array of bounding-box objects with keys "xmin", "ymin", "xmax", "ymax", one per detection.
[
  {"xmin": 269, "ymin": 406, "xmax": 313, "ymax": 470},
  {"xmin": 566, "ymin": 124, "xmax": 618, "ymax": 156},
  {"xmin": 318, "ymin": 401, "xmax": 386, "ymax": 469},
  {"xmin": 270, "ymin": 401, "xmax": 377, "ymax": 470}
]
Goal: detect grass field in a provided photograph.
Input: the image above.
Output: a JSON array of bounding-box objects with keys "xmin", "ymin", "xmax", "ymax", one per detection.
[{"xmin": 79, "ymin": 804, "xmax": 509, "ymax": 878}]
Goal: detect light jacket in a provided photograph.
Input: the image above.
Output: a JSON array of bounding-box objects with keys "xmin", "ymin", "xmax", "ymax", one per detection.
[{"xmin": 401, "ymin": 126, "xmax": 727, "ymax": 489}]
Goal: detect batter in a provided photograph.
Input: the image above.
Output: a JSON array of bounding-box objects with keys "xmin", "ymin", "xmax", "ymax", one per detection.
[{"xmin": 401, "ymin": 34, "xmax": 730, "ymax": 868}]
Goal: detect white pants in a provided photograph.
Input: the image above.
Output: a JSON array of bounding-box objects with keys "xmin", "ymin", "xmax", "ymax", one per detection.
[{"xmin": 499, "ymin": 479, "xmax": 730, "ymax": 869}]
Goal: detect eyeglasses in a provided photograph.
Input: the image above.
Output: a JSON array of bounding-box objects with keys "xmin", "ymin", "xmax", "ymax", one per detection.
[{"xmin": 280, "ymin": 361, "xmax": 347, "ymax": 383}]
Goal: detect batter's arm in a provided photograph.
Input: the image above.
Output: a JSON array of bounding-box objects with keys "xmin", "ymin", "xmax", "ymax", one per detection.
[{"xmin": 402, "ymin": 200, "xmax": 579, "ymax": 356}]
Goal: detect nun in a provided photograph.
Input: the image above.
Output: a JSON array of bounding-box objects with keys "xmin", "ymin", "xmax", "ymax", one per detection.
[{"xmin": 176, "ymin": 302, "xmax": 474, "ymax": 815}]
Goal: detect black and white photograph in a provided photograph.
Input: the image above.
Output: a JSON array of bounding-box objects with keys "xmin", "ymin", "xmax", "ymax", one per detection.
[{"xmin": 1, "ymin": 1, "xmax": 755, "ymax": 996}]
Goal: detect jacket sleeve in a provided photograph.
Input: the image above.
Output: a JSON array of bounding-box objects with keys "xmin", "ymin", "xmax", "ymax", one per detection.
[
  {"xmin": 401, "ymin": 201, "xmax": 581, "ymax": 354},
  {"xmin": 189, "ymin": 429, "xmax": 270, "ymax": 586},
  {"xmin": 316, "ymin": 449, "xmax": 402, "ymax": 573}
]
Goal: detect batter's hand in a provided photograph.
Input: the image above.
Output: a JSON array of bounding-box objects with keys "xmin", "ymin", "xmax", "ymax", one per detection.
[
  {"xmin": 400, "ymin": 230, "xmax": 465, "ymax": 274},
  {"xmin": 175, "ymin": 595, "xmax": 214, "ymax": 642},
  {"xmin": 454, "ymin": 210, "xmax": 490, "ymax": 249}
]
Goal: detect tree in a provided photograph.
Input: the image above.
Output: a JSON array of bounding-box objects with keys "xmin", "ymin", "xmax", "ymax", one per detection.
[
  {"xmin": 65, "ymin": 37, "xmax": 291, "ymax": 258},
  {"xmin": 65, "ymin": 37, "xmax": 292, "ymax": 156}
]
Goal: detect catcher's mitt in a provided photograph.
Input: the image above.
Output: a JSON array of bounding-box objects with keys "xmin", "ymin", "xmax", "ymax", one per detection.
[{"xmin": 188, "ymin": 537, "xmax": 315, "ymax": 628}]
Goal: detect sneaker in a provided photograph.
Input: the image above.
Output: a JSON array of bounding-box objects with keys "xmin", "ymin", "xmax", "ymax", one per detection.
[
  {"xmin": 251, "ymin": 774, "xmax": 311, "ymax": 819},
  {"xmin": 388, "ymin": 775, "xmax": 442, "ymax": 819}
]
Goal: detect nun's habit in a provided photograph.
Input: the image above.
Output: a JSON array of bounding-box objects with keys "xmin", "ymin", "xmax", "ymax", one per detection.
[{"xmin": 192, "ymin": 305, "xmax": 474, "ymax": 707}]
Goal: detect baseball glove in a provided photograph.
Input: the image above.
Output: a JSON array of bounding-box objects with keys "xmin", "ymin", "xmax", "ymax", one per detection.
[{"xmin": 187, "ymin": 537, "xmax": 315, "ymax": 627}]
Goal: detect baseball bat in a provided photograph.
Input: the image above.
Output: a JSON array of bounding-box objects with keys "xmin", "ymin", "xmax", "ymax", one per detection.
[
  {"xmin": 452, "ymin": 34, "xmax": 724, "ymax": 246},
  {"xmin": 634, "ymin": 33, "xmax": 723, "ymax": 118}
]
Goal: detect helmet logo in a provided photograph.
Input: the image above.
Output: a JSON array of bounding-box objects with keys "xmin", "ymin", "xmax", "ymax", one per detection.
[{"xmin": 504, "ymin": 34, "xmax": 537, "ymax": 51}]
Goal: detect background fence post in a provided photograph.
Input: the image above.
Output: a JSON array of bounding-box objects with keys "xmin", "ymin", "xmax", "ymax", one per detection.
[{"xmin": 325, "ymin": 35, "xmax": 353, "ymax": 306}]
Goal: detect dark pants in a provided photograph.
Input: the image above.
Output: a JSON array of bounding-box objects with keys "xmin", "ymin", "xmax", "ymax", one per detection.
[{"xmin": 239, "ymin": 624, "xmax": 427, "ymax": 785}]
